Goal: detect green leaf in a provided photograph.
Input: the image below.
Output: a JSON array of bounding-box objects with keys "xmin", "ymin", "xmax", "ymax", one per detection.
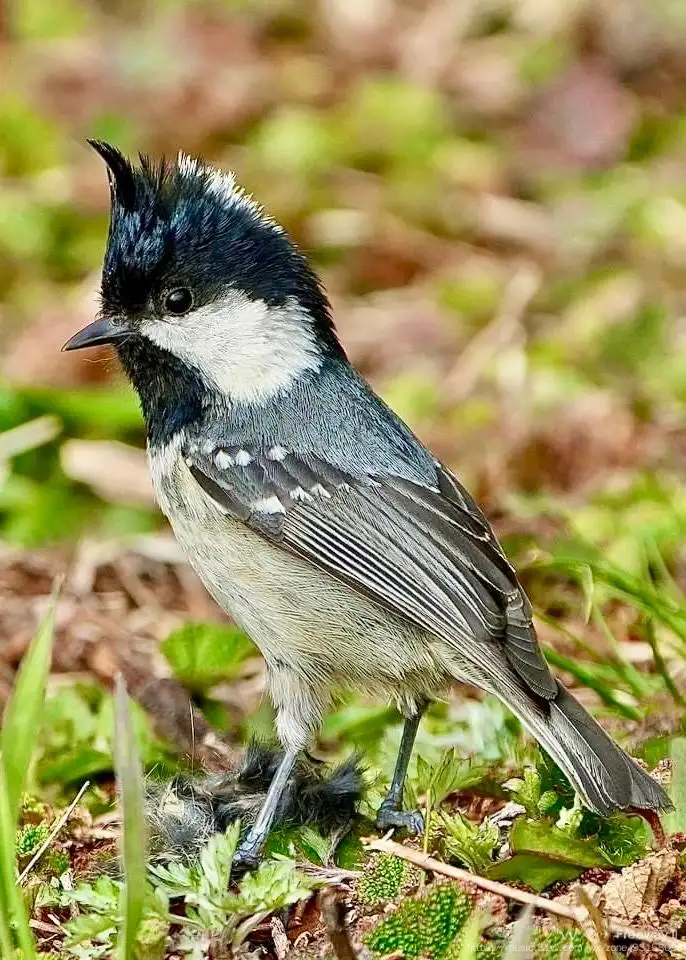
[
  {"xmin": 198, "ymin": 821, "xmax": 240, "ymax": 897},
  {"xmin": 39, "ymin": 746, "xmax": 113, "ymax": 784},
  {"xmin": 295, "ymin": 825, "xmax": 331, "ymax": 865},
  {"xmin": 429, "ymin": 751, "xmax": 488, "ymax": 808},
  {"xmin": 161, "ymin": 622, "xmax": 256, "ymax": 691},
  {"xmin": 114, "ymin": 677, "xmax": 148, "ymax": 960},
  {"xmin": 1, "ymin": 587, "xmax": 57, "ymax": 820},
  {"xmin": 488, "ymin": 853, "xmax": 583, "ymax": 894},
  {"xmin": 509, "ymin": 818, "xmax": 609, "ymax": 868},
  {"xmin": 666, "ymin": 737, "xmax": 686, "ymax": 835},
  {"xmin": 439, "ymin": 811, "xmax": 499, "ymax": 874},
  {"xmin": 235, "ymin": 858, "xmax": 314, "ymax": 916}
]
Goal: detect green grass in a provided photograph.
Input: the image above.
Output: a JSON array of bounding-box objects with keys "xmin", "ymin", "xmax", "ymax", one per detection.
[
  {"xmin": 113, "ymin": 677, "xmax": 148, "ymax": 960},
  {"xmin": 0, "ymin": 587, "xmax": 57, "ymax": 960}
]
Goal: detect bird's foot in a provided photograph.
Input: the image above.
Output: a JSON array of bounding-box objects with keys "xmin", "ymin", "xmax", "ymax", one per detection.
[
  {"xmin": 375, "ymin": 801, "xmax": 424, "ymax": 835},
  {"xmin": 231, "ymin": 838, "xmax": 264, "ymax": 875}
]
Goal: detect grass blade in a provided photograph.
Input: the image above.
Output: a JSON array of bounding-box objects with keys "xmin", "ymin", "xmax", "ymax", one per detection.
[
  {"xmin": 114, "ymin": 674, "xmax": 148, "ymax": 960},
  {"xmin": 1, "ymin": 586, "xmax": 58, "ymax": 822},
  {"xmin": 541, "ymin": 647, "xmax": 642, "ymax": 720},
  {"xmin": 0, "ymin": 585, "xmax": 58, "ymax": 960},
  {"xmin": 455, "ymin": 910, "xmax": 488, "ymax": 960},
  {"xmin": 0, "ymin": 755, "xmax": 21, "ymax": 957},
  {"xmin": 503, "ymin": 905, "xmax": 533, "ymax": 960},
  {"xmin": 665, "ymin": 738, "xmax": 686, "ymax": 835},
  {"xmin": 643, "ymin": 618, "xmax": 685, "ymax": 708},
  {"xmin": 0, "ymin": 757, "xmax": 37, "ymax": 959}
]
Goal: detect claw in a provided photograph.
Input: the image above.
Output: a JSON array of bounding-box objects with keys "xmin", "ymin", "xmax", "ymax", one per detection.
[
  {"xmin": 232, "ymin": 841, "xmax": 263, "ymax": 875},
  {"xmin": 375, "ymin": 802, "xmax": 424, "ymax": 835}
]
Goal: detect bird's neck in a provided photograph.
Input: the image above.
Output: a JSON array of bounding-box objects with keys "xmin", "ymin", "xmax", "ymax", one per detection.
[{"xmin": 117, "ymin": 338, "xmax": 207, "ymax": 449}]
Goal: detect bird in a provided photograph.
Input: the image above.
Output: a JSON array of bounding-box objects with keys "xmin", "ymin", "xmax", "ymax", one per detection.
[{"xmin": 64, "ymin": 142, "xmax": 671, "ymax": 868}]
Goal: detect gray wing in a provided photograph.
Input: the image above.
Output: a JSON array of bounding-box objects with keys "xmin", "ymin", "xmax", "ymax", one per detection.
[{"xmin": 185, "ymin": 442, "xmax": 556, "ymax": 699}]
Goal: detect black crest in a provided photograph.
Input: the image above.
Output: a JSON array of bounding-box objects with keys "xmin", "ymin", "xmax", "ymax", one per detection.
[{"xmin": 88, "ymin": 139, "xmax": 138, "ymax": 210}]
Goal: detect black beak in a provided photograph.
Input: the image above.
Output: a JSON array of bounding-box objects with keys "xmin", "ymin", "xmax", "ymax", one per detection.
[{"xmin": 62, "ymin": 316, "xmax": 130, "ymax": 352}]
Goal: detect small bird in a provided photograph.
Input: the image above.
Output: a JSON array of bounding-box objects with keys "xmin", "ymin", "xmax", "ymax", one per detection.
[{"xmin": 64, "ymin": 143, "xmax": 671, "ymax": 868}]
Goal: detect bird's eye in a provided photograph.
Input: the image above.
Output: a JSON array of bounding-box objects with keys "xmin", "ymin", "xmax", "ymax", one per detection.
[{"xmin": 165, "ymin": 288, "xmax": 194, "ymax": 315}]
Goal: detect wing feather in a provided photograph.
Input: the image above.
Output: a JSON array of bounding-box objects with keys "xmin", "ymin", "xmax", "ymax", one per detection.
[{"xmin": 185, "ymin": 444, "xmax": 556, "ymax": 698}]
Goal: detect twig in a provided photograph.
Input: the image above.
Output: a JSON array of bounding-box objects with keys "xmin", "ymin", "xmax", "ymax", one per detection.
[
  {"xmin": 270, "ymin": 916, "xmax": 290, "ymax": 960},
  {"xmin": 19, "ymin": 780, "xmax": 91, "ymax": 884},
  {"xmin": 366, "ymin": 838, "xmax": 686, "ymax": 957},
  {"xmin": 575, "ymin": 886, "xmax": 611, "ymax": 960},
  {"xmin": 319, "ymin": 887, "xmax": 359, "ymax": 960},
  {"xmin": 29, "ymin": 919, "xmax": 62, "ymax": 935},
  {"xmin": 300, "ymin": 863, "xmax": 362, "ymax": 883}
]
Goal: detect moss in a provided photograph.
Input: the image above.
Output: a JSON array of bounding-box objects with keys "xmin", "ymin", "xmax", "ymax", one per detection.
[
  {"xmin": 43, "ymin": 848, "xmax": 70, "ymax": 877},
  {"xmin": 20, "ymin": 793, "xmax": 48, "ymax": 821},
  {"xmin": 534, "ymin": 929, "xmax": 594, "ymax": 960},
  {"xmin": 357, "ymin": 854, "xmax": 407, "ymax": 905},
  {"xmin": 16, "ymin": 822, "xmax": 48, "ymax": 858},
  {"xmin": 445, "ymin": 934, "xmax": 503, "ymax": 960},
  {"xmin": 365, "ymin": 883, "xmax": 472, "ymax": 959}
]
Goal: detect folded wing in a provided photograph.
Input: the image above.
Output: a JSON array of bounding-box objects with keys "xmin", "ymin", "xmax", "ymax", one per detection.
[{"xmin": 186, "ymin": 443, "xmax": 556, "ymax": 699}]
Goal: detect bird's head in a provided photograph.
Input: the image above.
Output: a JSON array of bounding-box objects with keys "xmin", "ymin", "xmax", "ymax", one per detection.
[{"xmin": 64, "ymin": 142, "xmax": 341, "ymax": 407}]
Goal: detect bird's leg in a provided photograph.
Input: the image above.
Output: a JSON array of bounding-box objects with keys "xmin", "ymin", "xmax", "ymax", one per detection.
[
  {"xmin": 233, "ymin": 748, "xmax": 298, "ymax": 871},
  {"xmin": 376, "ymin": 702, "xmax": 427, "ymax": 835}
]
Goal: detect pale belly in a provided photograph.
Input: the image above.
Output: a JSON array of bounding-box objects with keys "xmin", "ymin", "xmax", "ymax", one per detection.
[{"xmin": 152, "ymin": 448, "xmax": 448, "ymax": 699}]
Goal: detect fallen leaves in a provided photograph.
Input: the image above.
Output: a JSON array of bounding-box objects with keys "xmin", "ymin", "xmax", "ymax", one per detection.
[{"xmin": 603, "ymin": 849, "xmax": 679, "ymax": 921}]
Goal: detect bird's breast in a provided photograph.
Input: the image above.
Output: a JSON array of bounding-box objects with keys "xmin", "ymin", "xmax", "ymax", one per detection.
[{"xmin": 147, "ymin": 441, "xmax": 448, "ymax": 697}]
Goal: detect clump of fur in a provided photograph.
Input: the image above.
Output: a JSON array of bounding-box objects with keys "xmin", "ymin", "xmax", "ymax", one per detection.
[{"xmin": 146, "ymin": 744, "xmax": 363, "ymax": 859}]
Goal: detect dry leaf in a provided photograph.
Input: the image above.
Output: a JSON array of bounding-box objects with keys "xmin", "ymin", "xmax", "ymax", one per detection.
[{"xmin": 603, "ymin": 850, "xmax": 678, "ymax": 920}]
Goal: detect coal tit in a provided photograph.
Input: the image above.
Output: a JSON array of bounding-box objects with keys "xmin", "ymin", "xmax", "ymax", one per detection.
[{"xmin": 64, "ymin": 142, "xmax": 671, "ymax": 868}]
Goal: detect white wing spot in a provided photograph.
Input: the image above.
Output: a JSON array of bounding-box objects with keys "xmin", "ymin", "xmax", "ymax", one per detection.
[
  {"xmin": 310, "ymin": 483, "xmax": 332, "ymax": 500},
  {"xmin": 215, "ymin": 450, "xmax": 234, "ymax": 469},
  {"xmin": 290, "ymin": 486, "xmax": 313, "ymax": 502},
  {"xmin": 234, "ymin": 449, "xmax": 252, "ymax": 466},
  {"xmin": 184, "ymin": 457, "xmax": 194, "ymax": 467},
  {"xmin": 253, "ymin": 495, "xmax": 286, "ymax": 515},
  {"xmin": 267, "ymin": 445, "xmax": 288, "ymax": 461}
]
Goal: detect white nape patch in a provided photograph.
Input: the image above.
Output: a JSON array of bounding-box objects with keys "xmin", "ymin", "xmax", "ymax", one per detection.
[
  {"xmin": 176, "ymin": 152, "xmax": 283, "ymax": 232},
  {"xmin": 141, "ymin": 292, "xmax": 322, "ymax": 404},
  {"xmin": 234, "ymin": 449, "xmax": 252, "ymax": 466},
  {"xmin": 215, "ymin": 450, "xmax": 234, "ymax": 469},
  {"xmin": 253, "ymin": 495, "xmax": 286, "ymax": 515},
  {"xmin": 290, "ymin": 486, "xmax": 313, "ymax": 502},
  {"xmin": 310, "ymin": 483, "xmax": 332, "ymax": 500},
  {"xmin": 267, "ymin": 445, "xmax": 288, "ymax": 461}
]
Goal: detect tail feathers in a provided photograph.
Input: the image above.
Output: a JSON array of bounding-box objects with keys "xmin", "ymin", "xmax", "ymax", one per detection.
[
  {"xmin": 548, "ymin": 685, "xmax": 671, "ymax": 814},
  {"xmin": 146, "ymin": 745, "xmax": 364, "ymax": 858},
  {"xmin": 501, "ymin": 680, "xmax": 672, "ymax": 816}
]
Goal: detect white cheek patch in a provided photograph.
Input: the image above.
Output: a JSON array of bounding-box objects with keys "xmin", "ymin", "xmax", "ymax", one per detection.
[{"xmin": 140, "ymin": 291, "xmax": 322, "ymax": 403}]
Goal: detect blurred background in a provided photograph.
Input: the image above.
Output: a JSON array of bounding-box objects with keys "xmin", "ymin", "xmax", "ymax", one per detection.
[{"xmin": 3, "ymin": 0, "xmax": 686, "ymax": 775}]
